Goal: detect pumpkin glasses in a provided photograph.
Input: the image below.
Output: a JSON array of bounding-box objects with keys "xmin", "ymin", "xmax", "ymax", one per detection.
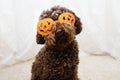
[{"xmin": 37, "ymin": 12, "xmax": 75, "ymax": 36}]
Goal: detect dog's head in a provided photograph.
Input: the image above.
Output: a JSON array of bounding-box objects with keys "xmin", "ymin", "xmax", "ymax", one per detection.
[{"xmin": 36, "ymin": 6, "xmax": 82, "ymax": 46}]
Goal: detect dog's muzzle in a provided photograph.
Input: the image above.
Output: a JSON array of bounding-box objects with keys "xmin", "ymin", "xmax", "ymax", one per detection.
[{"xmin": 55, "ymin": 28, "xmax": 68, "ymax": 44}]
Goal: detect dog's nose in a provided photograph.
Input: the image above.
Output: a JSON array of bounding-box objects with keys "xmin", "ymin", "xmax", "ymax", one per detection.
[
  {"xmin": 56, "ymin": 28, "xmax": 62, "ymax": 33},
  {"xmin": 55, "ymin": 28, "xmax": 65, "ymax": 36}
]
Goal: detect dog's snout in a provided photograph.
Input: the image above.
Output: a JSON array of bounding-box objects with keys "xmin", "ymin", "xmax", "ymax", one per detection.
[
  {"xmin": 55, "ymin": 28, "xmax": 65, "ymax": 37},
  {"xmin": 55, "ymin": 28, "xmax": 68, "ymax": 44}
]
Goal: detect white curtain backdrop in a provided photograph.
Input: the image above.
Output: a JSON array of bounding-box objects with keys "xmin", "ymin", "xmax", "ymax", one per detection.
[{"xmin": 0, "ymin": 0, "xmax": 120, "ymax": 68}]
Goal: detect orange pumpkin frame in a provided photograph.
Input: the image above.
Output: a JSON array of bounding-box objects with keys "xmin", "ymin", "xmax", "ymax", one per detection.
[{"xmin": 37, "ymin": 12, "xmax": 75, "ymax": 36}]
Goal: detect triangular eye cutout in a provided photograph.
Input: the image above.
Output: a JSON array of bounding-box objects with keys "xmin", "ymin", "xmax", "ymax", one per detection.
[
  {"xmin": 58, "ymin": 12, "xmax": 75, "ymax": 25},
  {"xmin": 37, "ymin": 18, "xmax": 55, "ymax": 36}
]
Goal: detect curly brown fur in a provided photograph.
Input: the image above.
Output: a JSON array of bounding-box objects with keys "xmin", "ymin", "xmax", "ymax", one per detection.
[{"xmin": 31, "ymin": 6, "xmax": 82, "ymax": 80}]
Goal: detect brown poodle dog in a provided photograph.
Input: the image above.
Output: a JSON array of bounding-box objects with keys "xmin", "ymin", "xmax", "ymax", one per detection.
[{"xmin": 31, "ymin": 6, "xmax": 82, "ymax": 80}]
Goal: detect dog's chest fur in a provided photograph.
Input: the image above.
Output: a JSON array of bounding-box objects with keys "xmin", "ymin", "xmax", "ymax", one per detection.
[{"xmin": 34, "ymin": 40, "xmax": 79, "ymax": 79}]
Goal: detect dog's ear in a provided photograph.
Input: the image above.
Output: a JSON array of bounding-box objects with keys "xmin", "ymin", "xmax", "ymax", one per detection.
[
  {"xmin": 74, "ymin": 16, "xmax": 82, "ymax": 35},
  {"xmin": 36, "ymin": 32, "xmax": 45, "ymax": 44}
]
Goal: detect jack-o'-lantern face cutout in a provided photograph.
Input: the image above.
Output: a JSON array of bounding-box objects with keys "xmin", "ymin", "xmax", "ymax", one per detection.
[
  {"xmin": 58, "ymin": 12, "xmax": 75, "ymax": 25},
  {"xmin": 37, "ymin": 18, "xmax": 55, "ymax": 36}
]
